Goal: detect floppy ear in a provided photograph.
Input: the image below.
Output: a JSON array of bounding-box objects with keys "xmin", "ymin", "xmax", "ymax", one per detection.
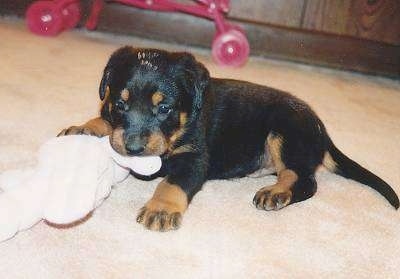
[
  {"xmin": 99, "ymin": 68, "xmax": 113, "ymax": 122},
  {"xmin": 174, "ymin": 53, "xmax": 210, "ymax": 112},
  {"xmin": 99, "ymin": 68, "xmax": 112, "ymax": 101}
]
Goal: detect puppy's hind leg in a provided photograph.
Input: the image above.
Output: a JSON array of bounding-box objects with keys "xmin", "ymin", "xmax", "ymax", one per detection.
[{"xmin": 253, "ymin": 133, "xmax": 318, "ymax": 210}]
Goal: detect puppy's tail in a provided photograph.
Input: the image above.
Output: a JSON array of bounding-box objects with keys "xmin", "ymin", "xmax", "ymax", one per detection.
[{"xmin": 323, "ymin": 135, "xmax": 399, "ymax": 209}]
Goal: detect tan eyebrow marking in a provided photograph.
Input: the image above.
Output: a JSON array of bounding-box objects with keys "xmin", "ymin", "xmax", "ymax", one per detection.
[
  {"xmin": 121, "ymin": 89, "xmax": 130, "ymax": 101},
  {"xmin": 152, "ymin": 91, "xmax": 164, "ymax": 106}
]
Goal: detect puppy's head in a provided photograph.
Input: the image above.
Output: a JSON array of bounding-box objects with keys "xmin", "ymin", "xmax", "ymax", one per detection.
[{"xmin": 99, "ymin": 46, "xmax": 209, "ymax": 156}]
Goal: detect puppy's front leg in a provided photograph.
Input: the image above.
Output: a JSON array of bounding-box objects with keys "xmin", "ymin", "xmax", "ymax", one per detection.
[
  {"xmin": 137, "ymin": 156, "xmax": 206, "ymax": 231},
  {"xmin": 58, "ymin": 117, "xmax": 112, "ymax": 137},
  {"xmin": 136, "ymin": 178, "xmax": 188, "ymax": 231}
]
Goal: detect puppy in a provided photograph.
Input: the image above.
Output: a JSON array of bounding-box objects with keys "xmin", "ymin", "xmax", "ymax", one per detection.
[{"xmin": 59, "ymin": 46, "xmax": 399, "ymax": 231}]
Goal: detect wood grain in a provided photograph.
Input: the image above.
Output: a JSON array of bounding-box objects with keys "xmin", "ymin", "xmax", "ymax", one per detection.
[
  {"xmin": 347, "ymin": 0, "xmax": 400, "ymax": 45},
  {"xmin": 302, "ymin": 0, "xmax": 400, "ymax": 45},
  {"xmin": 229, "ymin": 0, "xmax": 304, "ymax": 28},
  {"xmin": 302, "ymin": 0, "xmax": 352, "ymax": 34}
]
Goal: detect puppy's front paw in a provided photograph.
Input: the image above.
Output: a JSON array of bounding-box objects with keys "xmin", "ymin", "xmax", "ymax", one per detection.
[
  {"xmin": 57, "ymin": 125, "xmax": 100, "ymax": 137},
  {"xmin": 136, "ymin": 200, "xmax": 183, "ymax": 231},
  {"xmin": 253, "ymin": 186, "xmax": 292, "ymax": 211},
  {"xmin": 138, "ymin": 180, "xmax": 188, "ymax": 231},
  {"xmin": 57, "ymin": 119, "xmax": 111, "ymax": 137}
]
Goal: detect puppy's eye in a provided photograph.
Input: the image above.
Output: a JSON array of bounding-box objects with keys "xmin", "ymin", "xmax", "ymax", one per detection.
[
  {"xmin": 115, "ymin": 100, "xmax": 126, "ymax": 111},
  {"xmin": 158, "ymin": 105, "xmax": 172, "ymax": 115}
]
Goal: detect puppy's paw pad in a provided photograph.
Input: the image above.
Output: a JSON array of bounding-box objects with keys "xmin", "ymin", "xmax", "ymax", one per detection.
[
  {"xmin": 136, "ymin": 206, "xmax": 182, "ymax": 232},
  {"xmin": 253, "ymin": 187, "xmax": 292, "ymax": 211}
]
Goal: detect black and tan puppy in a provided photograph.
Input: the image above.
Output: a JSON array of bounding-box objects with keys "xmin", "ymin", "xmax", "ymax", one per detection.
[{"xmin": 59, "ymin": 47, "xmax": 399, "ymax": 231}]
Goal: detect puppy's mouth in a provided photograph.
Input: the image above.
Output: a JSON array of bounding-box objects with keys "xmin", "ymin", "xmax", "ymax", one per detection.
[{"xmin": 109, "ymin": 127, "xmax": 168, "ymax": 157}]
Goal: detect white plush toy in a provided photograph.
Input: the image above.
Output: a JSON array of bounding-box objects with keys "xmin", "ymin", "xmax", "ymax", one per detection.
[{"xmin": 0, "ymin": 135, "xmax": 162, "ymax": 242}]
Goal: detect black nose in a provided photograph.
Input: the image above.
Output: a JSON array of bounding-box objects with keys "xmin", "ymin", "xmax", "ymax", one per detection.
[
  {"xmin": 125, "ymin": 134, "xmax": 145, "ymax": 155},
  {"xmin": 126, "ymin": 146, "xmax": 144, "ymax": 155}
]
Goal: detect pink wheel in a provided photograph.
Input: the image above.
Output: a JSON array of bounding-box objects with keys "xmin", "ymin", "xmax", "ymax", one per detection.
[
  {"xmin": 212, "ymin": 28, "xmax": 250, "ymax": 67},
  {"xmin": 60, "ymin": 2, "xmax": 81, "ymax": 30},
  {"xmin": 26, "ymin": 1, "xmax": 64, "ymax": 36}
]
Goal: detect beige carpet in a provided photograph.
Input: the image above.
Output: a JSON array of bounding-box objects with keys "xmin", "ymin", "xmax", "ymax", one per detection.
[{"xmin": 1, "ymin": 18, "xmax": 399, "ymax": 278}]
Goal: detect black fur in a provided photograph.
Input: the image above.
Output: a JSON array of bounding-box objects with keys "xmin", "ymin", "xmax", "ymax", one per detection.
[{"xmin": 100, "ymin": 46, "xmax": 399, "ymax": 209}]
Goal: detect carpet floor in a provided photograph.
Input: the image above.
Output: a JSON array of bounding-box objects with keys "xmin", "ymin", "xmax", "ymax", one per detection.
[{"xmin": 0, "ymin": 18, "xmax": 399, "ymax": 279}]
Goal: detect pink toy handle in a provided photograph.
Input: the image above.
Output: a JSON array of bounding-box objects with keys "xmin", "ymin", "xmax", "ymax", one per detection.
[
  {"xmin": 113, "ymin": 0, "xmax": 230, "ymax": 32},
  {"xmin": 83, "ymin": 0, "xmax": 232, "ymax": 35}
]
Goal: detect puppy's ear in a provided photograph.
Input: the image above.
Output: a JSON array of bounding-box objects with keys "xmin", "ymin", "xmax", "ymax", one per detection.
[
  {"xmin": 174, "ymin": 53, "xmax": 210, "ymax": 112},
  {"xmin": 99, "ymin": 68, "xmax": 112, "ymax": 101}
]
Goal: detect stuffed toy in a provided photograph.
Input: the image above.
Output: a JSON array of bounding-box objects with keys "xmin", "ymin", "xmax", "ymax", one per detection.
[{"xmin": 0, "ymin": 135, "xmax": 162, "ymax": 242}]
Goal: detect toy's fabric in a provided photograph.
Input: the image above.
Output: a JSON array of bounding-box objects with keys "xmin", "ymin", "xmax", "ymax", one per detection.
[{"xmin": 0, "ymin": 135, "xmax": 161, "ymax": 242}]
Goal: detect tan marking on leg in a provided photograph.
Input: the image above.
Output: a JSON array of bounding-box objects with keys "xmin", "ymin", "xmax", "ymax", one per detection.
[
  {"xmin": 137, "ymin": 179, "xmax": 188, "ymax": 231},
  {"xmin": 121, "ymin": 88, "xmax": 130, "ymax": 101},
  {"xmin": 152, "ymin": 91, "xmax": 164, "ymax": 106},
  {"xmin": 58, "ymin": 117, "xmax": 112, "ymax": 137},
  {"xmin": 323, "ymin": 152, "xmax": 337, "ymax": 172},
  {"xmin": 267, "ymin": 133, "xmax": 285, "ymax": 172},
  {"xmin": 254, "ymin": 169, "xmax": 298, "ymax": 210}
]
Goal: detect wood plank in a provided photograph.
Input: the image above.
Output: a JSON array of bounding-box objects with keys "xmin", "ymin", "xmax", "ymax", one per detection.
[
  {"xmin": 0, "ymin": 0, "xmax": 33, "ymax": 15},
  {"xmin": 302, "ymin": 0, "xmax": 400, "ymax": 45},
  {"xmin": 302, "ymin": 0, "xmax": 351, "ymax": 34},
  {"xmin": 347, "ymin": 0, "xmax": 400, "ymax": 45},
  {"xmin": 228, "ymin": 0, "xmax": 304, "ymax": 28}
]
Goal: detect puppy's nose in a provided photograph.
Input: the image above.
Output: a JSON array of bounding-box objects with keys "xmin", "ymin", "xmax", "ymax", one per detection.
[
  {"xmin": 126, "ymin": 145, "xmax": 144, "ymax": 155},
  {"xmin": 125, "ymin": 135, "xmax": 145, "ymax": 155}
]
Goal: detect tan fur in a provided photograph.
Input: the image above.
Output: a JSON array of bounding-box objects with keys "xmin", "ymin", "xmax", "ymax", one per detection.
[
  {"xmin": 323, "ymin": 152, "xmax": 337, "ymax": 172},
  {"xmin": 168, "ymin": 128, "xmax": 185, "ymax": 149},
  {"xmin": 179, "ymin": 112, "xmax": 187, "ymax": 126},
  {"xmin": 110, "ymin": 127, "xmax": 127, "ymax": 155},
  {"xmin": 105, "ymin": 110, "xmax": 189, "ymax": 157},
  {"xmin": 152, "ymin": 91, "xmax": 164, "ymax": 106},
  {"xmin": 146, "ymin": 132, "xmax": 168, "ymax": 155},
  {"xmin": 57, "ymin": 117, "xmax": 112, "ymax": 137},
  {"xmin": 137, "ymin": 180, "xmax": 188, "ymax": 231},
  {"xmin": 83, "ymin": 118, "xmax": 112, "ymax": 136},
  {"xmin": 254, "ymin": 169, "xmax": 298, "ymax": 210},
  {"xmin": 266, "ymin": 133, "xmax": 285, "ymax": 172},
  {"xmin": 104, "ymin": 86, "xmax": 110, "ymax": 99},
  {"xmin": 275, "ymin": 169, "xmax": 298, "ymax": 191},
  {"xmin": 170, "ymin": 144, "xmax": 197, "ymax": 156},
  {"xmin": 168, "ymin": 112, "xmax": 188, "ymax": 152}
]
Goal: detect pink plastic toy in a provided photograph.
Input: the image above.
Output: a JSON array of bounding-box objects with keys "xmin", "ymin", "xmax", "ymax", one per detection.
[{"xmin": 26, "ymin": 0, "xmax": 250, "ymax": 66}]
